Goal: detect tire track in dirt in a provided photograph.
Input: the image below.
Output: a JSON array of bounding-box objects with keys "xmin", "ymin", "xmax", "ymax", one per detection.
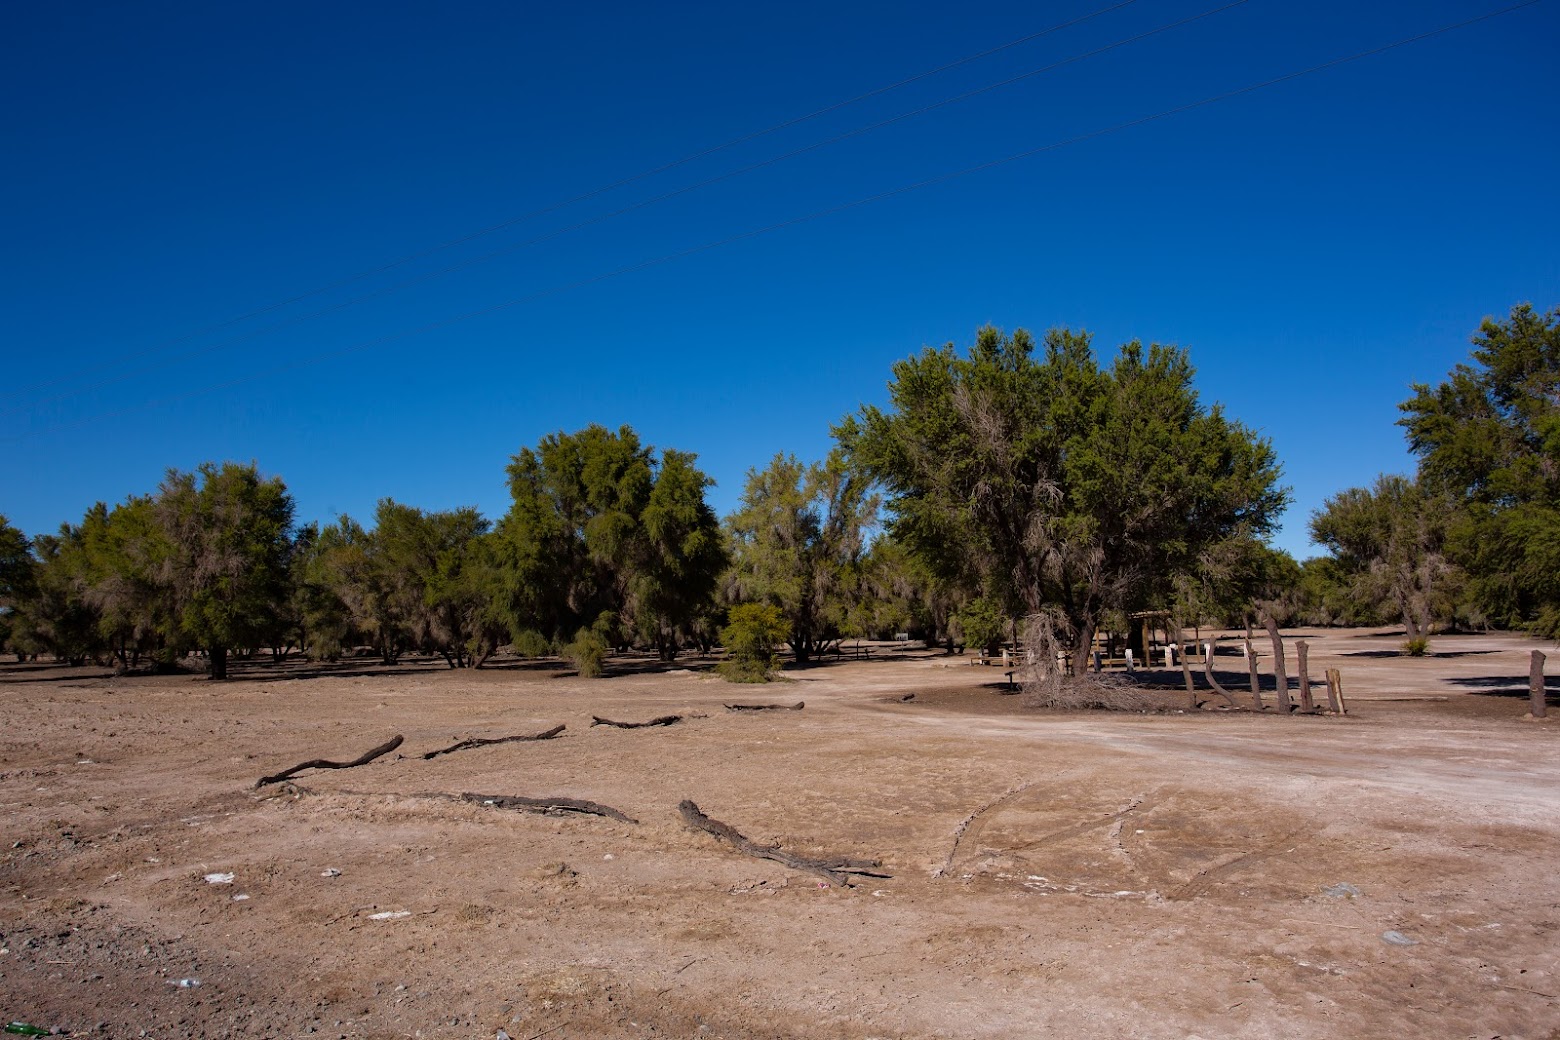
[{"xmin": 1166, "ymin": 829, "xmax": 1307, "ymax": 900}]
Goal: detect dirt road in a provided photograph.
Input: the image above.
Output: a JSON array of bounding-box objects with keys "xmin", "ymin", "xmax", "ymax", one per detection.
[{"xmin": 2, "ymin": 628, "xmax": 1556, "ymax": 1038}]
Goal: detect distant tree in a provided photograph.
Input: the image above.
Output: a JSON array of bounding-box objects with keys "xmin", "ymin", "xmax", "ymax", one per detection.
[
  {"xmin": 1399, "ymin": 303, "xmax": 1560, "ymax": 635},
  {"xmin": 0, "ymin": 516, "xmax": 37, "ymax": 658},
  {"xmin": 155, "ymin": 462, "xmax": 294, "ymax": 679},
  {"xmin": 839, "ymin": 326, "xmax": 1287, "ymax": 667},
  {"xmin": 312, "ymin": 513, "xmax": 417, "ymax": 664},
  {"xmin": 10, "ymin": 524, "xmax": 103, "ymax": 665},
  {"xmin": 493, "ymin": 425, "xmax": 723, "ymax": 658},
  {"xmin": 724, "ymin": 450, "xmax": 879, "ymax": 664},
  {"xmin": 288, "ymin": 522, "xmax": 355, "ymax": 661},
  {"xmin": 78, "ymin": 497, "xmax": 178, "ymax": 667},
  {"xmin": 1309, "ymin": 474, "xmax": 1459, "ymax": 646},
  {"xmin": 629, "ymin": 449, "xmax": 728, "ymax": 659},
  {"xmin": 375, "ymin": 502, "xmax": 506, "ymax": 668}
]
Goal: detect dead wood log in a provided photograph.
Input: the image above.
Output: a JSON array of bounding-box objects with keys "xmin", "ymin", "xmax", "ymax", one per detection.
[
  {"xmin": 677, "ymin": 799, "xmax": 888, "ymax": 887},
  {"xmin": 421, "ymin": 724, "xmax": 566, "ymax": 760},
  {"xmin": 255, "ymin": 734, "xmax": 404, "ymax": 788},
  {"xmin": 590, "ymin": 715, "xmax": 683, "ymax": 729},
  {"xmin": 724, "ymin": 701, "xmax": 804, "ymax": 712},
  {"xmin": 462, "ymin": 792, "xmax": 637, "ymax": 824}
]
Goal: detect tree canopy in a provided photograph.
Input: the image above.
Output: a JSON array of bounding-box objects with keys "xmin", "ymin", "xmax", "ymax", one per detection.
[{"xmin": 839, "ymin": 325, "xmax": 1287, "ymax": 661}]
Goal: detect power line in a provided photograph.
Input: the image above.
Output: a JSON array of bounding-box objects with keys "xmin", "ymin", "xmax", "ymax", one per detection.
[
  {"xmin": 6, "ymin": 0, "xmax": 1541, "ymax": 444},
  {"xmin": 2, "ymin": 0, "xmax": 1248, "ymax": 420},
  {"xmin": 0, "ymin": 0, "xmax": 1142, "ymax": 403}
]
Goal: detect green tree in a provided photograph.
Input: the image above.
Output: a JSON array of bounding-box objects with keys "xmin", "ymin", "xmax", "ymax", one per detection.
[
  {"xmin": 155, "ymin": 462, "xmax": 295, "ymax": 679},
  {"xmin": 629, "ymin": 449, "xmax": 728, "ymax": 659},
  {"xmin": 840, "ymin": 325, "xmax": 1287, "ymax": 665},
  {"xmin": 1309, "ymin": 474, "xmax": 1459, "ymax": 645},
  {"xmin": 493, "ymin": 425, "xmax": 723, "ymax": 658},
  {"xmin": 11, "ymin": 523, "xmax": 104, "ymax": 665},
  {"xmin": 0, "ymin": 516, "xmax": 37, "ymax": 659},
  {"xmin": 724, "ymin": 450, "xmax": 879, "ymax": 664},
  {"xmin": 1399, "ymin": 303, "xmax": 1560, "ymax": 635}
]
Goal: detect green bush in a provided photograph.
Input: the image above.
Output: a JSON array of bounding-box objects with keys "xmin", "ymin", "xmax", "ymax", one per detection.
[
  {"xmin": 510, "ymin": 628, "xmax": 551, "ymax": 659},
  {"xmin": 564, "ymin": 627, "xmax": 607, "ymax": 678},
  {"xmin": 718, "ymin": 603, "xmax": 789, "ymax": 683},
  {"xmin": 1401, "ymin": 636, "xmax": 1430, "ymax": 657}
]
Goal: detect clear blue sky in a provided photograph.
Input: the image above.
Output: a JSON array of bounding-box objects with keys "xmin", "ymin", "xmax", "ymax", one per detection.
[{"xmin": 4, "ymin": 0, "xmax": 1556, "ymax": 558}]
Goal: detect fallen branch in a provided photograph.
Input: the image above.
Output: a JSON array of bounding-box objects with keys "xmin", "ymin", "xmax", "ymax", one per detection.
[
  {"xmin": 677, "ymin": 799, "xmax": 888, "ymax": 887},
  {"xmin": 590, "ymin": 715, "xmax": 682, "ymax": 729},
  {"xmin": 462, "ymin": 792, "xmax": 637, "ymax": 824},
  {"xmin": 255, "ymin": 734, "xmax": 404, "ymax": 788},
  {"xmin": 421, "ymin": 724, "xmax": 566, "ymax": 760},
  {"xmin": 724, "ymin": 701, "xmax": 804, "ymax": 712}
]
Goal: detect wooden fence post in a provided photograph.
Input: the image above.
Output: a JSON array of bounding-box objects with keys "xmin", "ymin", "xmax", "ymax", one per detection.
[
  {"xmin": 1530, "ymin": 649, "xmax": 1547, "ymax": 719},
  {"xmin": 1296, "ymin": 640, "xmax": 1314, "ymax": 713},
  {"xmin": 1325, "ymin": 668, "xmax": 1346, "ymax": 714},
  {"xmin": 1243, "ymin": 637, "xmax": 1264, "ymax": 710}
]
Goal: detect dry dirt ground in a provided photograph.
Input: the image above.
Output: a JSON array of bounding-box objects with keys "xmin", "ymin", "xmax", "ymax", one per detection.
[{"xmin": 2, "ymin": 627, "xmax": 1557, "ymax": 1039}]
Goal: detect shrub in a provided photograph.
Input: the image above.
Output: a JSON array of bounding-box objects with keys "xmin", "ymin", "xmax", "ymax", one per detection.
[
  {"xmin": 718, "ymin": 603, "xmax": 789, "ymax": 683},
  {"xmin": 1401, "ymin": 636, "xmax": 1430, "ymax": 657},
  {"xmin": 564, "ymin": 627, "xmax": 607, "ymax": 678},
  {"xmin": 510, "ymin": 628, "xmax": 551, "ymax": 659}
]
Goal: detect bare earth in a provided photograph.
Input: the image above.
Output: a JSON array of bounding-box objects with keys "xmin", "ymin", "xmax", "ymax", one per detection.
[{"xmin": 2, "ymin": 628, "xmax": 1557, "ymax": 1039}]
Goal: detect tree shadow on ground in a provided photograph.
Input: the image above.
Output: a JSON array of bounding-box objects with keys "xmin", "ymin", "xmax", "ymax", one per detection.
[
  {"xmin": 1339, "ymin": 648, "xmax": 1501, "ymax": 659},
  {"xmin": 1444, "ymin": 675, "xmax": 1560, "ymax": 701}
]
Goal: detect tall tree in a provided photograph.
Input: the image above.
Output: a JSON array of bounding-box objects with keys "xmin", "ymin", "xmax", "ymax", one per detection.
[
  {"xmin": 629, "ymin": 449, "xmax": 728, "ymax": 659},
  {"xmin": 1399, "ymin": 303, "xmax": 1560, "ymax": 634},
  {"xmin": 839, "ymin": 325, "xmax": 1286, "ymax": 665},
  {"xmin": 0, "ymin": 516, "xmax": 37, "ymax": 658},
  {"xmin": 1309, "ymin": 474, "xmax": 1458, "ymax": 644},
  {"xmin": 724, "ymin": 450, "xmax": 879, "ymax": 663},
  {"xmin": 155, "ymin": 462, "xmax": 295, "ymax": 679},
  {"xmin": 493, "ymin": 425, "xmax": 724, "ymax": 658}
]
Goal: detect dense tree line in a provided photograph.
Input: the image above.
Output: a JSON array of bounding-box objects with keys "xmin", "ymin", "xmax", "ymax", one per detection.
[{"xmin": 7, "ymin": 310, "xmax": 1550, "ymax": 677}]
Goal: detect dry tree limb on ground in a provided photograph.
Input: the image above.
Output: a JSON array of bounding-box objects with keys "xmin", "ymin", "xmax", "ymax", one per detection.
[
  {"xmin": 723, "ymin": 701, "xmax": 804, "ymax": 712},
  {"xmin": 590, "ymin": 715, "xmax": 683, "ymax": 729},
  {"xmin": 420, "ymin": 724, "xmax": 566, "ymax": 760},
  {"xmin": 462, "ymin": 792, "xmax": 638, "ymax": 823},
  {"xmin": 254, "ymin": 734, "xmax": 404, "ymax": 788},
  {"xmin": 677, "ymin": 799, "xmax": 888, "ymax": 887}
]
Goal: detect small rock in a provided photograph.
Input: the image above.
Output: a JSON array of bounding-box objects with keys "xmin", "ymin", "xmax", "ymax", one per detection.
[{"xmin": 1381, "ymin": 930, "xmax": 1419, "ymax": 946}]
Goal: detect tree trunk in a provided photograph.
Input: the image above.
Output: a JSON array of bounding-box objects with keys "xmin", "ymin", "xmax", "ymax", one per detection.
[
  {"xmin": 209, "ymin": 646, "xmax": 229, "ymax": 680},
  {"xmin": 1260, "ymin": 612, "xmax": 1292, "ymax": 711},
  {"xmin": 1174, "ymin": 623, "xmax": 1197, "ymax": 709},
  {"xmin": 1243, "ymin": 636, "xmax": 1263, "ymax": 710}
]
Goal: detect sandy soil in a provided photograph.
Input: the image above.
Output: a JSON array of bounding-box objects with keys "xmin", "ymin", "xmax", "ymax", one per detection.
[{"xmin": 1, "ymin": 627, "xmax": 1557, "ymax": 1039}]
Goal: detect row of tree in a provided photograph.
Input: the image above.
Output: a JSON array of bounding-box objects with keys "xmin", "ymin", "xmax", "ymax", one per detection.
[{"xmin": 3, "ymin": 307, "xmax": 1553, "ymax": 676}]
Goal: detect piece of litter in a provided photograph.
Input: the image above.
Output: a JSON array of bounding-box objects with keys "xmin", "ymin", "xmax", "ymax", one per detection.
[
  {"xmin": 320, "ymin": 868, "xmax": 342, "ymax": 878},
  {"xmin": 203, "ymin": 872, "xmax": 235, "ymax": 885},
  {"xmin": 1323, "ymin": 883, "xmax": 1361, "ymax": 899},
  {"xmin": 232, "ymin": 893, "xmax": 249, "ymax": 901},
  {"xmin": 1381, "ymin": 930, "xmax": 1419, "ymax": 946},
  {"xmin": 602, "ymin": 854, "xmax": 615, "ymax": 861},
  {"xmin": 169, "ymin": 977, "xmax": 201, "ymax": 988},
  {"xmin": 367, "ymin": 910, "xmax": 412, "ymax": 920}
]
